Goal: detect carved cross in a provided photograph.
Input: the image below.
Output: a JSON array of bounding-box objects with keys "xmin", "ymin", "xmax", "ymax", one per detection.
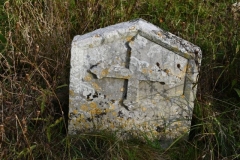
[{"xmin": 89, "ymin": 41, "xmax": 170, "ymax": 110}]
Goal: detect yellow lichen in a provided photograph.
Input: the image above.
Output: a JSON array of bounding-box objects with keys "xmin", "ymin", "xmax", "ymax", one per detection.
[
  {"xmin": 180, "ymin": 127, "xmax": 189, "ymax": 133},
  {"xmin": 172, "ymin": 122, "xmax": 181, "ymax": 127},
  {"xmin": 80, "ymin": 104, "xmax": 88, "ymax": 111},
  {"xmin": 73, "ymin": 109, "xmax": 78, "ymax": 115},
  {"xmin": 69, "ymin": 90, "xmax": 75, "ymax": 96},
  {"xmin": 181, "ymin": 94, "xmax": 185, "ymax": 98},
  {"xmin": 111, "ymin": 111, "xmax": 117, "ymax": 116},
  {"xmin": 91, "ymin": 108, "xmax": 102, "ymax": 115},
  {"xmin": 163, "ymin": 69, "xmax": 171, "ymax": 75},
  {"xmin": 109, "ymin": 104, "xmax": 115, "ymax": 110},
  {"xmin": 90, "ymin": 102, "xmax": 97, "ymax": 109},
  {"xmin": 92, "ymin": 82, "xmax": 101, "ymax": 91},
  {"xmin": 126, "ymin": 36, "xmax": 134, "ymax": 42},
  {"xmin": 109, "ymin": 123, "xmax": 114, "ymax": 129},
  {"xmin": 142, "ymin": 107, "xmax": 147, "ymax": 112},
  {"xmin": 101, "ymin": 68, "xmax": 109, "ymax": 77},
  {"xmin": 141, "ymin": 68, "xmax": 149, "ymax": 74},
  {"xmin": 76, "ymin": 116, "xmax": 82, "ymax": 122},
  {"xmin": 84, "ymin": 75, "xmax": 92, "ymax": 81}
]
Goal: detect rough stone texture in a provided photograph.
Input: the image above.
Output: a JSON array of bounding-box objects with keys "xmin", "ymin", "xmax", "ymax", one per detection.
[
  {"xmin": 69, "ymin": 19, "xmax": 202, "ymax": 144},
  {"xmin": 232, "ymin": 2, "xmax": 240, "ymax": 21}
]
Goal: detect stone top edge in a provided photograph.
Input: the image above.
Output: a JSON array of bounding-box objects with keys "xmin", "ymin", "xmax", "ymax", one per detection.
[{"xmin": 72, "ymin": 18, "xmax": 202, "ymax": 60}]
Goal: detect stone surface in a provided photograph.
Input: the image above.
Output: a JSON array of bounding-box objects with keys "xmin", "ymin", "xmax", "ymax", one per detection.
[
  {"xmin": 69, "ymin": 19, "xmax": 202, "ymax": 143},
  {"xmin": 232, "ymin": 2, "xmax": 240, "ymax": 21}
]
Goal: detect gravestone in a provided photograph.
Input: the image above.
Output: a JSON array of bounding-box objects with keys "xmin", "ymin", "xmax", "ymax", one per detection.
[{"xmin": 69, "ymin": 19, "xmax": 201, "ymax": 144}]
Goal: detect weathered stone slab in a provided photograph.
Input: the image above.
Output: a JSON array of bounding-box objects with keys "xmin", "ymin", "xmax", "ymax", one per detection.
[{"xmin": 69, "ymin": 19, "xmax": 202, "ymax": 144}]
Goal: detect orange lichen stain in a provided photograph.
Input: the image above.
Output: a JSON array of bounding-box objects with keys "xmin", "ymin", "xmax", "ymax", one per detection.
[
  {"xmin": 92, "ymin": 83, "xmax": 101, "ymax": 91},
  {"xmin": 101, "ymin": 68, "xmax": 109, "ymax": 77},
  {"xmin": 90, "ymin": 102, "xmax": 97, "ymax": 109},
  {"xmin": 84, "ymin": 75, "xmax": 92, "ymax": 81},
  {"xmin": 69, "ymin": 90, "xmax": 74, "ymax": 96},
  {"xmin": 80, "ymin": 104, "xmax": 88, "ymax": 111},
  {"xmin": 142, "ymin": 107, "xmax": 147, "ymax": 112},
  {"xmin": 73, "ymin": 109, "xmax": 78, "ymax": 115},
  {"xmin": 120, "ymin": 88, "xmax": 124, "ymax": 92}
]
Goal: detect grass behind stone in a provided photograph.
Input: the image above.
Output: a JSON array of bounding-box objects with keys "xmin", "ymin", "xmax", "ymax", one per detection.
[{"xmin": 0, "ymin": 0, "xmax": 239, "ymax": 159}]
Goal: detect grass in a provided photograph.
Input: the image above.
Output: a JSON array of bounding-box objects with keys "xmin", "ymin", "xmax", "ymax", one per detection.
[{"xmin": 0, "ymin": 0, "xmax": 239, "ymax": 159}]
